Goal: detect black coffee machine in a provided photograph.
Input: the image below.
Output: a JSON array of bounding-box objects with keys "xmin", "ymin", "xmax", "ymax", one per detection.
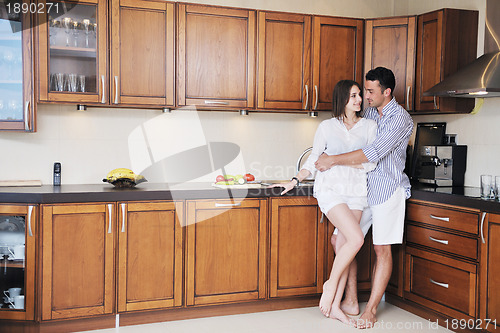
[{"xmin": 410, "ymin": 123, "xmax": 467, "ymax": 186}]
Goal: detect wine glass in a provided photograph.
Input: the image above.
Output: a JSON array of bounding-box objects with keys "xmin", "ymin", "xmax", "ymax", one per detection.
[
  {"xmin": 49, "ymin": 19, "xmax": 60, "ymax": 45},
  {"xmin": 71, "ymin": 20, "xmax": 80, "ymax": 47},
  {"xmin": 92, "ymin": 22, "xmax": 97, "ymax": 48},
  {"xmin": 62, "ymin": 17, "xmax": 72, "ymax": 47},
  {"xmin": 82, "ymin": 19, "xmax": 90, "ymax": 48}
]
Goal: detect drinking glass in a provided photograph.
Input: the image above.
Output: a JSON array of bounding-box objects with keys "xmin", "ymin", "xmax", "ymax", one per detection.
[
  {"xmin": 92, "ymin": 22, "xmax": 97, "ymax": 47},
  {"xmin": 54, "ymin": 73, "xmax": 64, "ymax": 91},
  {"xmin": 67, "ymin": 73, "xmax": 78, "ymax": 92},
  {"xmin": 78, "ymin": 74, "xmax": 85, "ymax": 92},
  {"xmin": 49, "ymin": 19, "xmax": 60, "ymax": 45},
  {"xmin": 82, "ymin": 19, "xmax": 91, "ymax": 48},
  {"xmin": 62, "ymin": 17, "xmax": 72, "ymax": 47},
  {"xmin": 71, "ymin": 20, "xmax": 80, "ymax": 47},
  {"xmin": 496, "ymin": 176, "xmax": 500, "ymax": 202},
  {"xmin": 481, "ymin": 175, "xmax": 495, "ymax": 199}
]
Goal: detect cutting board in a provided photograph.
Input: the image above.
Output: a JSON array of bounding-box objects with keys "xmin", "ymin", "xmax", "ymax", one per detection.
[{"xmin": 0, "ymin": 180, "xmax": 42, "ymax": 187}]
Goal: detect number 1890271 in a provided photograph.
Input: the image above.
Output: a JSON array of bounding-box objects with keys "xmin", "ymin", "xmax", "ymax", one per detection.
[
  {"xmin": 6, "ymin": 2, "xmax": 60, "ymax": 15},
  {"xmin": 444, "ymin": 318, "xmax": 497, "ymax": 330}
]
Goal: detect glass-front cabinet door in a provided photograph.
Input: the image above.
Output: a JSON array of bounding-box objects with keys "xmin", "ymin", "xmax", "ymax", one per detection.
[
  {"xmin": 0, "ymin": 204, "xmax": 36, "ymax": 321},
  {"xmin": 0, "ymin": 4, "xmax": 34, "ymax": 131},
  {"xmin": 37, "ymin": 0, "xmax": 107, "ymax": 104}
]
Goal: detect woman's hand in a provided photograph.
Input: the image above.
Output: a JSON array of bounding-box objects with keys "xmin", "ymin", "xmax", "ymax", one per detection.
[{"xmin": 267, "ymin": 181, "xmax": 296, "ymax": 195}]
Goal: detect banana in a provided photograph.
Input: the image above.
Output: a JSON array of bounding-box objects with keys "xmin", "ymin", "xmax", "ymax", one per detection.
[{"xmin": 103, "ymin": 168, "xmax": 147, "ymax": 187}]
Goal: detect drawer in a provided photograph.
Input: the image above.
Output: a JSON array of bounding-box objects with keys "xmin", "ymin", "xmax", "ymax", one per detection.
[
  {"xmin": 406, "ymin": 224, "xmax": 478, "ymax": 260},
  {"xmin": 407, "ymin": 202, "xmax": 479, "ymax": 235},
  {"xmin": 405, "ymin": 247, "xmax": 476, "ymax": 318}
]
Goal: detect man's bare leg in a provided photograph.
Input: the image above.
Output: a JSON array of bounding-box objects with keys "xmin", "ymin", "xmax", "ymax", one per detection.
[
  {"xmin": 331, "ymin": 233, "xmax": 360, "ymax": 316},
  {"xmin": 356, "ymin": 244, "xmax": 392, "ymax": 329}
]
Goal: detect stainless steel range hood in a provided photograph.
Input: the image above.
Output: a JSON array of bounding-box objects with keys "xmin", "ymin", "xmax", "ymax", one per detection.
[
  {"xmin": 423, "ymin": 52, "xmax": 500, "ymax": 98},
  {"xmin": 424, "ymin": 0, "xmax": 500, "ymax": 98}
]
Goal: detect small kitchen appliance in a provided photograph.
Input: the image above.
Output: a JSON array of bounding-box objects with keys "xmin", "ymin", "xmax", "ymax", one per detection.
[{"xmin": 415, "ymin": 145, "xmax": 467, "ymax": 186}]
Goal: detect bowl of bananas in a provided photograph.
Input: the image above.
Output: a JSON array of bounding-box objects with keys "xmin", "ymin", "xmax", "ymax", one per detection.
[{"xmin": 102, "ymin": 168, "xmax": 147, "ymax": 188}]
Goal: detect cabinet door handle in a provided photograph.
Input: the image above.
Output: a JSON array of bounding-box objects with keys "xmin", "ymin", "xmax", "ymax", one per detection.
[
  {"xmin": 429, "ymin": 214, "xmax": 449, "ymax": 222},
  {"xmin": 314, "ymin": 85, "xmax": 318, "ymax": 110},
  {"xmin": 28, "ymin": 205, "xmax": 34, "ymax": 237},
  {"xmin": 406, "ymin": 86, "xmax": 411, "ymax": 110},
  {"xmin": 121, "ymin": 203, "xmax": 126, "ymax": 233},
  {"xmin": 429, "ymin": 236, "xmax": 448, "ymax": 245},
  {"xmin": 304, "ymin": 85, "xmax": 309, "ymax": 110},
  {"xmin": 433, "ymin": 96, "xmax": 438, "ymax": 109},
  {"xmin": 320, "ymin": 213, "xmax": 324, "ymax": 224},
  {"xmin": 480, "ymin": 212, "xmax": 486, "ymax": 244},
  {"xmin": 101, "ymin": 75, "xmax": 106, "ymax": 104},
  {"xmin": 24, "ymin": 101, "xmax": 30, "ymax": 131},
  {"xmin": 114, "ymin": 76, "xmax": 119, "ymax": 104},
  {"xmin": 215, "ymin": 202, "xmax": 241, "ymax": 207},
  {"xmin": 107, "ymin": 204, "xmax": 113, "ymax": 234},
  {"xmin": 204, "ymin": 101, "xmax": 229, "ymax": 105},
  {"xmin": 430, "ymin": 278, "xmax": 449, "ymax": 289}
]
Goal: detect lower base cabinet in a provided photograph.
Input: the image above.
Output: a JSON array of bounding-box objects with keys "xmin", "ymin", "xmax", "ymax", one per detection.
[
  {"xmin": 117, "ymin": 201, "xmax": 184, "ymax": 312},
  {"xmin": 269, "ymin": 197, "xmax": 324, "ymax": 298},
  {"xmin": 41, "ymin": 203, "xmax": 116, "ymax": 320},
  {"xmin": 185, "ymin": 198, "xmax": 267, "ymax": 306}
]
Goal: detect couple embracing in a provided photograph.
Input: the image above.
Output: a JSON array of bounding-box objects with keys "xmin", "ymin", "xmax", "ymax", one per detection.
[{"xmin": 277, "ymin": 67, "xmax": 413, "ymax": 329}]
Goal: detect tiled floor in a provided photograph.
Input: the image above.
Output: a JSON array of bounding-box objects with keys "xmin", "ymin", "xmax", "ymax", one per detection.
[{"xmin": 77, "ymin": 302, "xmax": 452, "ymax": 333}]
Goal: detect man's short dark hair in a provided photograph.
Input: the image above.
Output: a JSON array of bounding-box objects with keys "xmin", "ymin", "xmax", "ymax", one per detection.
[{"xmin": 365, "ymin": 67, "xmax": 396, "ymax": 95}]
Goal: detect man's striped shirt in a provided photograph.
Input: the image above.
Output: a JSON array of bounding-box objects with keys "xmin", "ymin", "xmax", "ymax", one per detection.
[{"xmin": 362, "ymin": 97, "xmax": 414, "ymax": 206}]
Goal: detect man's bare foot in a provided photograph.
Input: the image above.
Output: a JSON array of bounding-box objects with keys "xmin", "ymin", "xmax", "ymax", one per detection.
[
  {"xmin": 340, "ymin": 300, "xmax": 359, "ymax": 316},
  {"xmin": 356, "ymin": 309, "xmax": 377, "ymax": 329},
  {"xmin": 319, "ymin": 280, "xmax": 336, "ymax": 317},
  {"xmin": 329, "ymin": 306, "xmax": 356, "ymax": 326}
]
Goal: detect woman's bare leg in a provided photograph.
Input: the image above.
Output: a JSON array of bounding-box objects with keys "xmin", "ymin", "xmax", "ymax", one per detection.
[{"xmin": 319, "ymin": 205, "xmax": 364, "ymax": 319}]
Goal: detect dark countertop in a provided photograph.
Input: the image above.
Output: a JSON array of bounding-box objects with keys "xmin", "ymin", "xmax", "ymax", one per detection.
[
  {"xmin": 1, "ymin": 181, "xmax": 499, "ymax": 214},
  {"xmin": 0, "ymin": 182, "xmax": 315, "ymax": 204}
]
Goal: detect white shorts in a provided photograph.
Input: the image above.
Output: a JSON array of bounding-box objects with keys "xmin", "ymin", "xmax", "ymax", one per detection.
[
  {"xmin": 316, "ymin": 192, "xmax": 367, "ymax": 215},
  {"xmin": 333, "ymin": 187, "xmax": 406, "ymax": 243},
  {"xmin": 370, "ymin": 186, "xmax": 406, "ymax": 245}
]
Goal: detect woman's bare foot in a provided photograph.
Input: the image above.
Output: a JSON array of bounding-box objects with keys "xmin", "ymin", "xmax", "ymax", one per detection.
[
  {"xmin": 340, "ymin": 299, "xmax": 359, "ymax": 316},
  {"xmin": 356, "ymin": 309, "xmax": 377, "ymax": 329},
  {"xmin": 329, "ymin": 306, "xmax": 356, "ymax": 326},
  {"xmin": 319, "ymin": 280, "xmax": 336, "ymax": 317}
]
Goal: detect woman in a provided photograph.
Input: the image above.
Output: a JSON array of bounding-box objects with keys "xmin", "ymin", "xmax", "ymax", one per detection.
[{"xmin": 273, "ymin": 80, "xmax": 377, "ymax": 325}]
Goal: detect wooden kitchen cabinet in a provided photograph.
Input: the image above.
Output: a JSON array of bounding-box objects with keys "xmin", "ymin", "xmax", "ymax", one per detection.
[
  {"xmin": 177, "ymin": 4, "xmax": 255, "ymax": 109},
  {"xmin": 0, "ymin": 5, "xmax": 35, "ymax": 131},
  {"xmin": 185, "ymin": 198, "xmax": 267, "ymax": 306},
  {"xmin": 414, "ymin": 9, "xmax": 478, "ymax": 113},
  {"xmin": 36, "ymin": 0, "xmax": 108, "ymax": 104},
  {"xmin": 404, "ymin": 200, "xmax": 480, "ymax": 320},
  {"xmin": 117, "ymin": 201, "xmax": 183, "ymax": 312},
  {"xmin": 479, "ymin": 212, "xmax": 500, "ymax": 332},
  {"xmin": 257, "ymin": 12, "xmax": 363, "ymax": 112},
  {"xmin": 41, "ymin": 203, "xmax": 115, "ymax": 320},
  {"xmin": 269, "ymin": 197, "xmax": 324, "ymax": 298},
  {"xmin": 111, "ymin": 0, "xmax": 175, "ymax": 107},
  {"xmin": 364, "ymin": 16, "xmax": 416, "ymax": 111},
  {"xmin": 0, "ymin": 204, "xmax": 36, "ymax": 321}
]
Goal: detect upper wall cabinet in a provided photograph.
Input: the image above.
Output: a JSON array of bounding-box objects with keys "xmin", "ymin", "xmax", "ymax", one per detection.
[
  {"xmin": 36, "ymin": 0, "xmax": 108, "ymax": 104},
  {"xmin": 415, "ymin": 9, "xmax": 478, "ymax": 113},
  {"xmin": 364, "ymin": 16, "xmax": 416, "ymax": 111},
  {"xmin": 177, "ymin": 4, "xmax": 255, "ymax": 110},
  {"xmin": 256, "ymin": 12, "xmax": 363, "ymax": 112},
  {"xmin": 36, "ymin": 0, "xmax": 175, "ymax": 108},
  {"xmin": 0, "ymin": 6, "xmax": 35, "ymax": 131},
  {"xmin": 110, "ymin": 0, "xmax": 175, "ymax": 107},
  {"xmin": 312, "ymin": 16, "xmax": 364, "ymax": 111},
  {"xmin": 257, "ymin": 12, "xmax": 310, "ymax": 111}
]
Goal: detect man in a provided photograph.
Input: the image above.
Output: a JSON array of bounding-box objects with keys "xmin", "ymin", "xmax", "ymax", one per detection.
[{"xmin": 315, "ymin": 67, "xmax": 413, "ymax": 329}]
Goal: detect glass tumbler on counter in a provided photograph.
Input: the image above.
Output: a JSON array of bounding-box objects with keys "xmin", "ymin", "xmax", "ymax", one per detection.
[
  {"xmin": 496, "ymin": 176, "xmax": 500, "ymax": 202},
  {"xmin": 481, "ymin": 175, "xmax": 495, "ymax": 199}
]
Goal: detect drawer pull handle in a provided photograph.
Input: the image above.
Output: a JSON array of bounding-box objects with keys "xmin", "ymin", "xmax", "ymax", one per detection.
[
  {"xmin": 121, "ymin": 203, "xmax": 126, "ymax": 233},
  {"xmin": 429, "ymin": 236, "xmax": 448, "ymax": 245},
  {"xmin": 215, "ymin": 202, "xmax": 241, "ymax": 207},
  {"xmin": 107, "ymin": 204, "xmax": 113, "ymax": 234},
  {"xmin": 204, "ymin": 101, "xmax": 229, "ymax": 105},
  {"xmin": 429, "ymin": 214, "xmax": 449, "ymax": 222},
  {"xmin": 480, "ymin": 212, "xmax": 486, "ymax": 244},
  {"xmin": 430, "ymin": 278, "xmax": 449, "ymax": 289}
]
